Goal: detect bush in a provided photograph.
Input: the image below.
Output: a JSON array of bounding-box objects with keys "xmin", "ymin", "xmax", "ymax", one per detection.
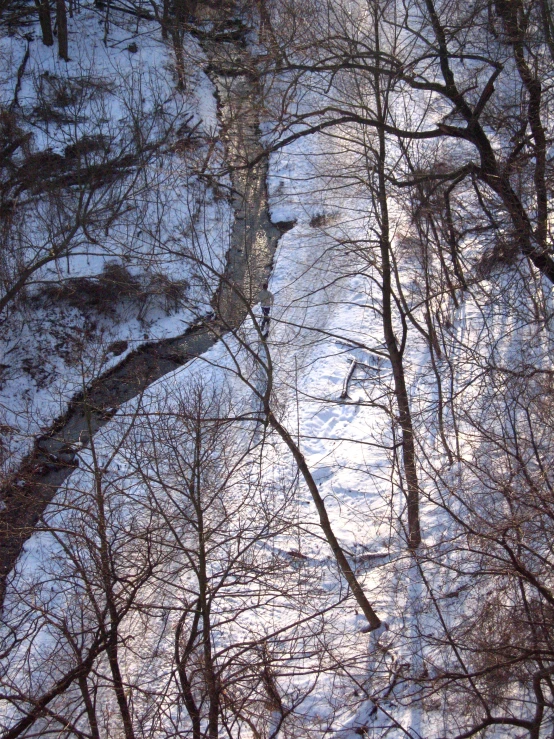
[
  {"xmin": 35, "ymin": 262, "xmax": 189, "ymax": 318},
  {"xmin": 309, "ymin": 211, "xmax": 338, "ymax": 228}
]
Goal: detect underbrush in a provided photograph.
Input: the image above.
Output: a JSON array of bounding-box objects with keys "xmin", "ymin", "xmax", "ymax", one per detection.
[{"xmin": 34, "ymin": 261, "xmax": 189, "ymax": 318}]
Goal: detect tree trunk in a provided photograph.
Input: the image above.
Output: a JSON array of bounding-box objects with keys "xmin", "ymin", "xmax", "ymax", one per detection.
[
  {"xmin": 170, "ymin": 28, "xmax": 186, "ymax": 90},
  {"xmin": 79, "ymin": 674, "xmax": 100, "ymax": 739},
  {"xmin": 189, "ymin": 417, "xmax": 219, "ymax": 737},
  {"xmin": 56, "ymin": 0, "xmax": 69, "ymax": 60},
  {"xmin": 175, "ymin": 605, "xmax": 202, "ymax": 739},
  {"xmin": 372, "ymin": 11, "xmax": 422, "ymax": 550},
  {"xmin": 35, "ymin": 0, "xmax": 54, "ymax": 46},
  {"xmin": 161, "ymin": 0, "xmax": 169, "ymax": 39},
  {"xmin": 105, "ymin": 626, "xmax": 136, "ymax": 739},
  {"xmin": 267, "ymin": 411, "xmax": 382, "ymax": 630}
]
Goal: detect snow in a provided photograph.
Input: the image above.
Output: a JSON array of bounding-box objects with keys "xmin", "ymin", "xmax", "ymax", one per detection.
[{"xmin": 0, "ymin": 9, "xmax": 230, "ymax": 472}]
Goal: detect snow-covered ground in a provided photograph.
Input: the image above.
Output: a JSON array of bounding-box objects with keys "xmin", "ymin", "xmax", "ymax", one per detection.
[{"xmin": 0, "ymin": 11, "xmax": 229, "ymax": 471}]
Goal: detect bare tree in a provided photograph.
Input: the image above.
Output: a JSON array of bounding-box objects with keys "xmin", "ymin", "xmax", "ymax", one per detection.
[{"xmin": 0, "ymin": 369, "xmax": 376, "ymax": 737}]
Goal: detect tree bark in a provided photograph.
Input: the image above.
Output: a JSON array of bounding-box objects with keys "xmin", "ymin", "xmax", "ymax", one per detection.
[
  {"xmin": 190, "ymin": 420, "xmax": 219, "ymax": 739},
  {"xmin": 267, "ymin": 411, "xmax": 382, "ymax": 630},
  {"xmin": 56, "ymin": 0, "xmax": 69, "ymax": 60},
  {"xmin": 35, "ymin": 0, "xmax": 54, "ymax": 46},
  {"xmin": 175, "ymin": 604, "xmax": 202, "ymax": 739},
  {"xmin": 79, "ymin": 674, "xmax": 101, "ymax": 739},
  {"xmin": 372, "ymin": 7, "xmax": 421, "ymax": 549}
]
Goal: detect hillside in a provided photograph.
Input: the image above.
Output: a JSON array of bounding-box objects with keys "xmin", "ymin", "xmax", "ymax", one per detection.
[{"xmin": 1, "ymin": 0, "xmax": 554, "ymax": 737}]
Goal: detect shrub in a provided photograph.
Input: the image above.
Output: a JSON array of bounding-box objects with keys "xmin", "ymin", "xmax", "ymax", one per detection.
[{"xmin": 35, "ymin": 263, "xmax": 189, "ymax": 318}]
